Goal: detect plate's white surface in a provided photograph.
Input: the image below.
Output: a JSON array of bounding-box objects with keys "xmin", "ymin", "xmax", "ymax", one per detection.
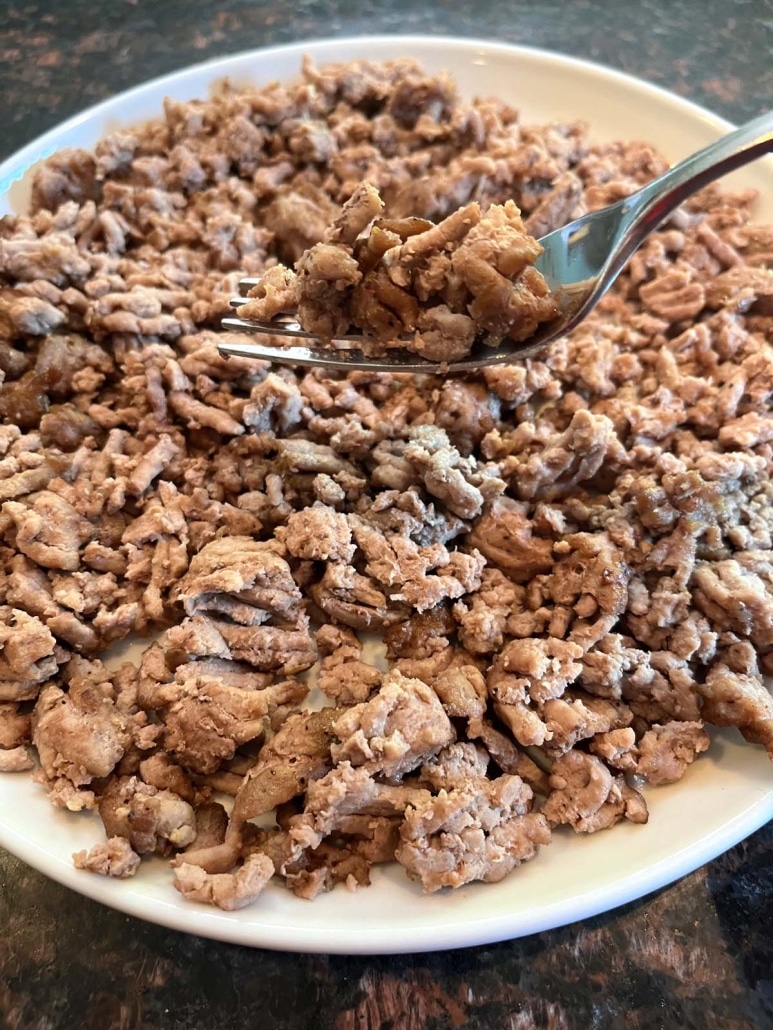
[{"xmin": 0, "ymin": 36, "xmax": 771, "ymax": 955}]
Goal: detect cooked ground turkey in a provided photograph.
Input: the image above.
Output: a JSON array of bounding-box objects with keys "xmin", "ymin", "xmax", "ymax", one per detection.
[{"xmin": 0, "ymin": 56, "xmax": 770, "ymax": 911}]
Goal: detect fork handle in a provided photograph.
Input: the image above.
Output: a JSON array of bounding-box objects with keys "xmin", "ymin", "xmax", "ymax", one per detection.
[{"xmin": 631, "ymin": 109, "xmax": 773, "ymax": 235}]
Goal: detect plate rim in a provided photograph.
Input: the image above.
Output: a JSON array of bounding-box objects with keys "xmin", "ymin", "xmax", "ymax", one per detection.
[{"xmin": 0, "ymin": 34, "xmax": 771, "ymax": 955}]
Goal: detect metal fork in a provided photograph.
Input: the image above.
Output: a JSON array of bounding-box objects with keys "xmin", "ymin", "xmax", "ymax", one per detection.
[{"xmin": 220, "ymin": 111, "xmax": 772, "ymax": 374}]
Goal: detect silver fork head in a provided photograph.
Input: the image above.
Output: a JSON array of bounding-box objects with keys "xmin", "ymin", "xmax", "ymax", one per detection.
[
  {"xmin": 221, "ymin": 276, "xmax": 583, "ymax": 374},
  {"xmin": 219, "ymin": 313, "xmax": 569, "ymax": 373}
]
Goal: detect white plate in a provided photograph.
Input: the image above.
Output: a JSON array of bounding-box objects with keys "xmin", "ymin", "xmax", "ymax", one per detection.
[{"xmin": 1, "ymin": 36, "xmax": 771, "ymax": 955}]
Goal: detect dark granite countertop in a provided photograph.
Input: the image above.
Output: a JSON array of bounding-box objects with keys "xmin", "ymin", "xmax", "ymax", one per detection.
[{"xmin": 1, "ymin": 2, "xmax": 772, "ymax": 1028}]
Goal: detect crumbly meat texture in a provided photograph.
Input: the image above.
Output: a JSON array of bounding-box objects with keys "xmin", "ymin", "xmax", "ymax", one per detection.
[
  {"xmin": 173, "ymin": 853, "xmax": 274, "ymax": 910},
  {"xmin": 240, "ymin": 192, "xmax": 559, "ymax": 362},
  {"xmin": 396, "ymin": 773, "xmax": 551, "ymax": 891},
  {"xmin": 73, "ymin": 836, "xmax": 141, "ymax": 879},
  {"xmin": 0, "ymin": 56, "xmax": 771, "ymax": 909},
  {"xmin": 98, "ymin": 775, "xmax": 197, "ymax": 855},
  {"xmin": 540, "ymin": 751, "xmax": 648, "ymax": 833},
  {"xmin": 330, "ymin": 670, "xmax": 456, "ymax": 780},
  {"xmin": 31, "ymin": 658, "xmax": 134, "ymax": 793}
]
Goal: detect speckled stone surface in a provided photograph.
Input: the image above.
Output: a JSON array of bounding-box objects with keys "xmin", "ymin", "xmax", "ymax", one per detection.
[{"xmin": 0, "ymin": 2, "xmax": 772, "ymax": 1028}]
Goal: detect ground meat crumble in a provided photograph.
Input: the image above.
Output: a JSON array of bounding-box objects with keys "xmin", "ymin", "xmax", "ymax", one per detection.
[{"xmin": 0, "ymin": 56, "xmax": 771, "ymax": 911}]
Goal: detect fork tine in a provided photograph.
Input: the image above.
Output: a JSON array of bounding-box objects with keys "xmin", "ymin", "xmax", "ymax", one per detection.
[
  {"xmin": 223, "ymin": 316, "xmax": 322, "ymax": 340},
  {"xmin": 222, "ymin": 315, "xmax": 377, "ymax": 344},
  {"xmin": 237, "ymin": 276, "xmax": 262, "ymax": 296},
  {"xmin": 229, "ymin": 295, "xmax": 282, "ymax": 312},
  {"xmin": 217, "ymin": 336, "xmax": 447, "ymax": 373},
  {"xmin": 222, "ymin": 278, "xmax": 562, "ymax": 373}
]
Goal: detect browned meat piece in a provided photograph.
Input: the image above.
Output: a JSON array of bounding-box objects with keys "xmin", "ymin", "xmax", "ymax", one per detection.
[
  {"xmin": 310, "ymin": 563, "xmax": 406, "ymax": 631},
  {"xmin": 328, "ymin": 182, "xmax": 385, "ymax": 246},
  {"xmin": 693, "ymin": 559, "xmax": 773, "ymax": 655},
  {"xmin": 417, "ymin": 741, "xmax": 489, "ymax": 790},
  {"xmin": 316, "ymin": 624, "xmax": 382, "ymax": 705},
  {"xmin": 432, "ymin": 665, "xmax": 487, "ymax": 721},
  {"xmin": 0, "ymin": 455, "xmax": 67, "ymax": 501},
  {"xmin": 394, "ymin": 644, "xmax": 479, "ymax": 687},
  {"xmin": 173, "ymin": 853, "xmax": 275, "ymax": 910},
  {"xmin": 30, "ymin": 148, "xmax": 99, "ymax": 212},
  {"xmin": 331, "ymin": 670, "xmax": 455, "ymax": 780},
  {"xmin": 73, "ymin": 837, "xmax": 141, "ymax": 879},
  {"xmin": 276, "ymin": 438, "xmax": 361, "ymax": 477},
  {"xmin": 242, "ymin": 371, "xmax": 304, "ymax": 436},
  {"xmin": 3, "ymin": 492, "xmax": 94, "ymax": 571},
  {"xmin": 285, "ymin": 842, "xmax": 374, "ymax": 899},
  {"xmin": 525, "ymin": 171, "xmax": 583, "ymax": 237},
  {"xmin": 156, "ymin": 663, "xmax": 305, "ymax": 774},
  {"xmin": 452, "ymin": 567, "xmax": 517, "ymax": 656},
  {"xmin": 126, "ymin": 436, "xmax": 180, "ymax": 497},
  {"xmin": 39, "ymin": 405, "xmax": 101, "ymax": 451},
  {"xmin": 465, "ymin": 716, "xmax": 549, "ymax": 795},
  {"xmin": 262, "ymin": 185, "xmax": 339, "ymax": 264},
  {"xmin": 139, "ymin": 752, "xmax": 195, "ymax": 802},
  {"xmin": 396, "ymin": 774, "xmax": 551, "ymax": 891},
  {"xmin": 467, "ymin": 497, "xmax": 554, "ymax": 582},
  {"xmin": 165, "ymin": 613, "xmax": 317, "ymax": 675},
  {"xmin": 162, "ymin": 614, "xmax": 234, "ymax": 664},
  {"xmin": 540, "ymin": 751, "xmax": 646, "ymax": 833},
  {"xmin": 0, "ymin": 746, "xmax": 35, "ymax": 772},
  {"xmin": 289, "ymin": 762, "xmax": 432, "ymax": 856},
  {"xmin": 183, "ymin": 801, "xmax": 228, "ymax": 854},
  {"xmin": 0, "ymin": 233, "xmax": 91, "ymax": 286},
  {"xmin": 32, "ymin": 332, "xmax": 113, "ymax": 397},
  {"xmin": 634, "ymin": 721, "xmax": 711, "ymax": 784},
  {"xmin": 175, "ymin": 537, "xmax": 303, "ymax": 625},
  {"xmin": 541, "ymin": 694, "xmax": 632, "ymax": 756},
  {"xmin": 170, "ymin": 657, "xmax": 297, "ymax": 698},
  {"xmin": 2, "ymin": 293, "xmax": 65, "ymax": 336},
  {"xmin": 550, "ymin": 532, "xmax": 630, "ymax": 648},
  {"xmin": 169, "ymin": 392, "xmax": 245, "ymax": 436},
  {"xmin": 434, "ymin": 380, "xmax": 502, "ymax": 457},
  {"xmin": 488, "ymin": 637, "xmax": 584, "ymax": 707},
  {"xmin": 35, "ymin": 777, "xmax": 95, "ymax": 812},
  {"xmin": 296, "ymin": 243, "xmax": 364, "ymax": 338},
  {"xmin": 704, "ymin": 266, "xmax": 773, "ymax": 312},
  {"xmin": 349, "ymin": 513, "xmax": 485, "ymax": 613},
  {"xmin": 275, "ymin": 785, "xmax": 409, "ymax": 897},
  {"xmin": 503, "ymin": 410, "xmax": 623, "ymax": 504},
  {"xmin": 589, "ymin": 727, "xmax": 639, "ymax": 772},
  {"xmin": 0, "ymin": 703, "xmax": 31, "ymax": 749},
  {"xmin": 231, "ymin": 707, "xmax": 342, "ymax": 825},
  {"xmin": 94, "ymin": 130, "xmax": 138, "ymax": 176},
  {"xmin": 580, "ymin": 635, "xmax": 649, "ymax": 701},
  {"xmin": 279, "ymin": 504, "xmax": 355, "ymax": 562},
  {"xmin": 32, "ymin": 669, "xmax": 131, "ymax": 788},
  {"xmin": 171, "ymin": 817, "xmax": 243, "ymax": 877},
  {"xmin": 449, "ymin": 202, "xmax": 559, "ymax": 342},
  {"xmin": 494, "ymin": 700, "xmax": 551, "ymax": 748},
  {"xmin": 619, "ymin": 649, "xmax": 702, "ymax": 725},
  {"xmin": 238, "ymin": 266, "xmax": 299, "ymax": 321},
  {"xmin": 0, "ymin": 607, "xmax": 58, "ymax": 701},
  {"xmin": 699, "ymin": 649, "xmax": 773, "ymax": 756},
  {"xmin": 384, "ymin": 606, "xmax": 456, "ymax": 661},
  {"xmin": 402, "ymin": 424, "xmax": 493, "ymax": 520},
  {"xmin": 98, "ymin": 776, "xmax": 196, "ymax": 855}
]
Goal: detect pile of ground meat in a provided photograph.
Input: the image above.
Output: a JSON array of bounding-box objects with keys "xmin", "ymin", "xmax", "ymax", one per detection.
[
  {"xmin": 1, "ymin": 56, "xmax": 772, "ymax": 910},
  {"xmin": 238, "ymin": 182, "xmax": 559, "ymax": 361}
]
